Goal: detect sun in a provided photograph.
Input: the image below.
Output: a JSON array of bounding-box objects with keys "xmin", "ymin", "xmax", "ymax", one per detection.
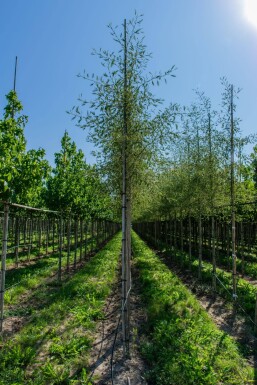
[{"xmin": 244, "ymin": 0, "xmax": 257, "ymax": 29}]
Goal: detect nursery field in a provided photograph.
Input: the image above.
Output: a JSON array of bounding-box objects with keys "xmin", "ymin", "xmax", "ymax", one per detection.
[
  {"xmin": 1, "ymin": 229, "xmax": 255, "ymax": 384},
  {"xmin": 135, "ymin": 220, "xmax": 257, "ymax": 322},
  {"xmin": 0, "ymin": 233, "xmax": 122, "ymax": 385}
]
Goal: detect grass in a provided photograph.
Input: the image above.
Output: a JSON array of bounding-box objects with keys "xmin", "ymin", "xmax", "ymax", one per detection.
[
  {"xmin": 4, "ymin": 233, "xmax": 104, "ymax": 306},
  {"xmin": 0, "ymin": 232, "xmax": 121, "ymax": 385},
  {"xmin": 132, "ymin": 232, "xmax": 255, "ymax": 385},
  {"xmin": 146, "ymin": 234, "xmax": 257, "ymax": 319},
  {"xmin": 168, "ymin": 246, "xmax": 257, "ymax": 319}
]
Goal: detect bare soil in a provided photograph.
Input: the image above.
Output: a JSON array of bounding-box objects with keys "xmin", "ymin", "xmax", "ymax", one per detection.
[{"xmin": 87, "ymin": 262, "xmax": 148, "ymax": 385}]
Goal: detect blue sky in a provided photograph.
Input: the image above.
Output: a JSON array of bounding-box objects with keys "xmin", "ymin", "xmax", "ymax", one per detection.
[{"xmin": 1, "ymin": 0, "xmax": 257, "ymax": 165}]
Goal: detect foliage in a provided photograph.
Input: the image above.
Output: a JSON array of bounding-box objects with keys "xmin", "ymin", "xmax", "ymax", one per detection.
[
  {"xmin": 70, "ymin": 13, "xmax": 177, "ymax": 209},
  {"xmin": 133, "ymin": 80, "xmax": 256, "ymax": 221},
  {"xmin": 0, "ymin": 91, "xmax": 50, "ymax": 205},
  {"xmin": 45, "ymin": 131, "xmax": 113, "ymax": 219},
  {"xmin": 132, "ymin": 232, "xmax": 254, "ymax": 384}
]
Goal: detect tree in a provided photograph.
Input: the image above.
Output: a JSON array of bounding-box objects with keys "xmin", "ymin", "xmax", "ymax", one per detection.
[
  {"xmin": 0, "ymin": 91, "xmax": 50, "ymax": 205},
  {"xmin": 45, "ymin": 131, "xmax": 112, "ymax": 219},
  {"xmin": 70, "ymin": 13, "xmax": 176, "ymax": 355}
]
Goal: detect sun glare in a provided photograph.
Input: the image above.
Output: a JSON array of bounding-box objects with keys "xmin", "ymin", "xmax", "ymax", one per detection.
[{"xmin": 244, "ymin": 0, "xmax": 257, "ymax": 29}]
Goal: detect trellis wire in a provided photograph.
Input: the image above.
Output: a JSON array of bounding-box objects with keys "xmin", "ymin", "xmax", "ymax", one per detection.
[
  {"xmin": 0, "ymin": 201, "xmax": 120, "ymax": 333},
  {"xmin": 134, "ymin": 204, "xmax": 257, "ymax": 332}
]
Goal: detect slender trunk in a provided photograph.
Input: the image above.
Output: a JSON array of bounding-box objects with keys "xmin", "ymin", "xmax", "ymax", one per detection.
[
  {"xmin": 230, "ymin": 85, "xmax": 237, "ymax": 299},
  {"xmin": 122, "ymin": 19, "xmax": 130, "ymax": 356}
]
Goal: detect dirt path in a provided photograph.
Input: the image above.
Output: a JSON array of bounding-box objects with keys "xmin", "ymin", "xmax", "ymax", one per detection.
[{"xmin": 87, "ymin": 262, "xmax": 148, "ymax": 385}]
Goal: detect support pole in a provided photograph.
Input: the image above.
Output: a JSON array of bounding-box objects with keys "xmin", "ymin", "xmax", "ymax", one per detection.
[
  {"xmin": 121, "ymin": 18, "xmax": 130, "ymax": 357},
  {"xmin": 58, "ymin": 215, "xmax": 63, "ymax": 283},
  {"xmin": 230, "ymin": 85, "xmax": 237, "ymax": 300},
  {"xmin": 212, "ymin": 216, "xmax": 217, "ymax": 295},
  {"xmin": 0, "ymin": 203, "xmax": 9, "ymax": 332}
]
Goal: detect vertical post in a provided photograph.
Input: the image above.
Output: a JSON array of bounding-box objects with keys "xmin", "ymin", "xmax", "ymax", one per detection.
[
  {"xmin": 80, "ymin": 219, "xmax": 83, "ymax": 263},
  {"xmin": 254, "ymin": 292, "xmax": 257, "ymax": 336},
  {"xmin": 212, "ymin": 216, "xmax": 217, "ymax": 295},
  {"xmin": 0, "ymin": 203, "xmax": 9, "ymax": 332},
  {"xmin": 38, "ymin": 218, "xmax": 42, "ymax": 257},
  {"xmin": 122, "ymin": 18, "xmax": 130, "ymax": 357},
  {"xmin": 45, "ymin": 219, "xmax": 49, "ymax": 256},
  {"xmin": 28, "ymin": 216, "xmax": 32, "ymax": 261},
  {"xmin": 188, "ymin": 216, "xmax": 192, "ymax": 270},
  {"xmin": 52, "ymin": 218, "xmax": 55, "ymax": 253},
  {"xmin": 13, "ymin": 56, "xmax": 18, "ymax": 92},
  {"xmin": 74, "ymin": 219, "xmax": 78, "ymax": 269},
  {"xmin": 67, "ymin": 217, "xmax": 71, "ymax": 272},
  {"xmin": 11, "ymin": 56, "xmax": 18, "ymax": 119},
  {"xmin": 58, "ymin": 216, "xmax": 63, "ymax": 283},
  {"xmin": 174, "ymin": 216, "xmax": 177, "ymax": 250},
  {"xmin": 230, "ymin": 85, "xmax": 237, "ymax": 300},
  {"xmin": 240, "ymin": 222, "xmax": 245, "ymax": 276},
  {"xmin": 91, "ymin": 221, "xmax": 94, "ymax": 254},
  {"xmin": 84, "ymin": 222, "xmax": 88, "ymax": 260},
  {"xmin": 15, "ymin": 216, "xmax": 20, "ymax": 266},
  {"xmin": 198, "ymin": 215, "xmax": 202, "ymax": 280}
]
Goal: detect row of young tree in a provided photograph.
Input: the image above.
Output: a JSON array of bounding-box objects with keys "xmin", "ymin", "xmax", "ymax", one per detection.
[
  {"xmin": 2, "ymin": 13, "xmax": 257, "ymax": 356},
  {"xmin": 69, "ymin": 14, "xmax": 257, "ymax": 226},
  {"xmin": 132, "ymin": 82, "xmax": 257, "ymax": 222},
  {"xmin": 0, "ymin": 90, "xmax": 114, "ymax": 219},
  {"xmin": 2, "ymin": 15, "xmax": 257, "ymax": 225}
]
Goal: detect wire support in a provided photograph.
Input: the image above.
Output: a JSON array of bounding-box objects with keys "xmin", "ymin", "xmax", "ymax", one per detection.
[
  {"xmin": 111, "ymin": 285, "xmax": 132, "ymax": 385},
  {"xmin": 213, "ymin": 273, "xmax": 257, "ymax": 327}
]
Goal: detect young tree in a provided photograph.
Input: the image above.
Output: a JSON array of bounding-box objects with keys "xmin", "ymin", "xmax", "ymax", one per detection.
[
  {"xmin": 70, "ymin": 14, "xmax": 176, "ymax": 354},
  {"xmin": 45, "ymin": 131, "xmax": 112, "ymax": 219},
  {"xmin": 0, "ymin": 91, "xmax": 50, "ymax": 205}
]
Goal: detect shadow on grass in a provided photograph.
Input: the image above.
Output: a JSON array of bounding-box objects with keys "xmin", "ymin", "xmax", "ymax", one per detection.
[
  {"xmin": 5, "ymin": 255, "xmax": 58, "ymax": 289},
  {"xmin": 0, "ymin": 233, "xmax": 121, "ymax": 385}
]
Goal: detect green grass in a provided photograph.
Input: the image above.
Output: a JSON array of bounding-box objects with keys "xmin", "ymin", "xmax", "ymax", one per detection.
[
  {"xmin": 146, "ymin": 234, "xmax": 257, "ymax": 319},
  {"xmin": 168, "ymin": 246, "xmax": 257, "ymax": 319},
  {"xmin": 4, "ymin": 233, "xmax": 105, "ymax": 306},
  {"xmin": 132, "ymin": 232, "xmax": 254, "ymax": 385},
  {"xmin": 0, "ymin": 232, "xmax": 121, "ymax": 385}
]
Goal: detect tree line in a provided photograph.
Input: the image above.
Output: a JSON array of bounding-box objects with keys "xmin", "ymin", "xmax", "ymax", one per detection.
[
  {"xmin": 2, "ymin": 14, "xmax": 257, "ymax": 224},
  {"xmin": 0, "ymin": 90, "xmax": 114, "ymax": 220}
]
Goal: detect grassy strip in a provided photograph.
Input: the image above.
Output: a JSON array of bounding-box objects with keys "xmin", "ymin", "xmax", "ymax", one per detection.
[
  {"xmin": 149, "ymin": 235, "xmax": 257, "ymax": 318},
  {"xmin": 132, "ymin": 232, "xmax": 254, "ymax": 385},
  {"xmin": 169, "ymin": 247, "xmax": 257, "ymax": 318},
  {"xmin": 4, "ymin": 256, "xmax": 59, "ymax": 306},
  {"xmin": 0, "ymin": 232, "xmax": 121, "ymax": 385},
  {"xmin": 4, "ymin": 235, "xmax": 102, "ymax": 306}
]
